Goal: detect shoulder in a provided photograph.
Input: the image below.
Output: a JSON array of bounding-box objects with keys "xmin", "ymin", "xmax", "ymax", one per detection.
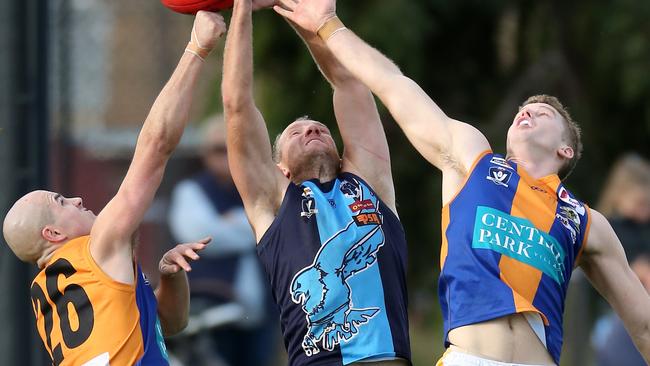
[
  {"xmin": 587, "ymin": 209, "xmax": 610, "ymax": 243},
  {"xmin": 583, "ymin": 208, "xmax": 618, "ymax": 258}
]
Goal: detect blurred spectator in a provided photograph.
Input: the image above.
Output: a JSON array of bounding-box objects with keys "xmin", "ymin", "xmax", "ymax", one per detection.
[
  {"xmin": 168, "ymin": 116, "xmax": 277, "ymax": 366},
  {"xmin": 593, "ymin": 254, "xmax": 650, "ymax": 366},
  {"xmin": 597, "ymin": 153, "xmax": 650, "ymax": 260},
  {"xmin": 591, "ymin": 153, "xmax": 650, "ymax": 366}
]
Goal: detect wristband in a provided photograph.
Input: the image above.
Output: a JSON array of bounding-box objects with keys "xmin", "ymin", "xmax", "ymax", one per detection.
[
  {"xmin": 317, "ymin": 16, "xmax": 347, "ymax": 42},
  {"xmin": 185, "ymin": 26, "xmax": 212, "ymax": 61}
]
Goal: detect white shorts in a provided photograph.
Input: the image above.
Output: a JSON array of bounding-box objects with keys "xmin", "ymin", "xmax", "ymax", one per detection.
[{"xmin": 437, "ymin": 350, "xmax": 549, "ymax": 366}]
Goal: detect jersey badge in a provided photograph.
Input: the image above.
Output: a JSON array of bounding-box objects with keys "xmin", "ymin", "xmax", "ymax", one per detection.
[
  {"xmin": 301, "ymin": 187, "xmax": 318, "ymax": 219},
  {"xmin": 558, "ymin": 186, "xmax": 586, "ymax": 216},
  {"xmin": 487, "ymin": 166, "xmax": 512, "ymax": 187},
  {"xmin": 556, "ymin": 205, "xmax": 581, "ymax": 245},
  {"xmin": 340, "ymin": 179, "xmax": 362, "ymax": 200}
]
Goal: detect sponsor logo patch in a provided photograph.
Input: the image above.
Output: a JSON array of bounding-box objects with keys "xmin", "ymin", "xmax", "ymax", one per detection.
[
  {"xmin": 530, "ymin": 185, "xmax": 548, "ymax": 193},
  {"xmin": 473, "ymin": 206, "xmax": 566, "ymax": 284},
  {"xmin": 349, "ymin": 199, "xmax": 375, "ymax": 212},
  {"xmin": 353, "ymin": 212, "xmax": 382, "ymax": 226},
  {"xmin": 556, "ymin": 205, "xmax": 581, "ymax": 245},
  {"xmin": 558, "ymin": 186, "xmax": 586, "ymax": 216},
  {"xmin": 490, "ymin": 156, "xmax": 514, "ymax": 170}
]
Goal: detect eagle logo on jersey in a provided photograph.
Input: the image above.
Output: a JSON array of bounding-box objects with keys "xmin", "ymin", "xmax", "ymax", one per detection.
[
  {"xmin": 556, "ymin": 205, "xmax": 581, "ymax": 245},
  {"xmin": 340, "ymin": 179, "xmax": 362, "ymax": 200},
  {"xmin": 290, "ymin": 204, "xmax": 384, "ymax": 356}
]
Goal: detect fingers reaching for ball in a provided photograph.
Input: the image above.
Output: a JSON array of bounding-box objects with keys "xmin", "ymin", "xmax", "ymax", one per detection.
[
  {"xmin": 273, "ymin": 0, "xmax": 337, "ymax": 34},
  {"xmin": 159, "ymin": 237, "xmax": 212, "ymax": 275}
]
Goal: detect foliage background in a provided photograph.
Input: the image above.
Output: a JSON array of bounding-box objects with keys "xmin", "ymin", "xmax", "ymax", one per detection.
[{"xmin": 0, "ymin": 0, "xmax": 648, "ymax": 365}]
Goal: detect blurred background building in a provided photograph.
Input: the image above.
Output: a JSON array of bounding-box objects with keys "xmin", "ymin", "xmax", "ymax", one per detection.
[{"xmin": 1, "ymin": 0, "xmax": 649, "ymax": 365}]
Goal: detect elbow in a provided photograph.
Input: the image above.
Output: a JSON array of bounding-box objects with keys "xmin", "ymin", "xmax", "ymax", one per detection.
[
  {"xmin": 163, "ymin": 314, "xmax": 189, "ymax": 337},
  {"xmin": 222, "ymin": 92, "xmax": 255, "ymax": 117},
  {"xmin": 142, "ymin": 133, "xmax": 176, "ymax": 157},
  {"xmin": 175, "ymin": 314, "xmax": 190, "ymax": 335},
  {"xmin": 221, "ymin": 82, "xmax": 254, "ymax": 115},
  {"xmin": 139, "ymin": 122, "xmax": 180, "ymax": 157},
  {"xmin": 222, "ymin": 96, "xmax": 243, "ymax": 115}
]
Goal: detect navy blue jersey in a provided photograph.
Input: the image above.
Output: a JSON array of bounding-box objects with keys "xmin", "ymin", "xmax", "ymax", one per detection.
[{"xmin": 257, "ymin": 172, "xmax": 411, "ymax": 365}]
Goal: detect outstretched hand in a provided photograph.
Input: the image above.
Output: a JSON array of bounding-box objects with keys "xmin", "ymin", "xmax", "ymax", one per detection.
[
  {"xmin": 273, "ymin": 0, "xmax": 336, "ymax": 33},
  {"xmin": 159, "ymin": 237, "xmax": 211, "ymax": 275},
  {"xmin": 192, "ymin": 11, "xmax": 227, "ymax": 51}
]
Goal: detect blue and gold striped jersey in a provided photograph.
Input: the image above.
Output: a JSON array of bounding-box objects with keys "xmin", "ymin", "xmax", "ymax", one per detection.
[{"xmin": 439, "ymin": 152, "xmax": 591, "ymax": 364}]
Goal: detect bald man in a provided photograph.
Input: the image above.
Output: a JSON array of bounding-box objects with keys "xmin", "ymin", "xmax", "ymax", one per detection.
[{"xmin": 2, "ymin": 11, "xmax": 226, "ymax": 366}]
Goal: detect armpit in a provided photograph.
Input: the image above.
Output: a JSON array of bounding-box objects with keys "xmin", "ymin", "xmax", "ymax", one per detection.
[{"xmin": 440, "ymin": 150, "xmax": 467, "ymax": 176}]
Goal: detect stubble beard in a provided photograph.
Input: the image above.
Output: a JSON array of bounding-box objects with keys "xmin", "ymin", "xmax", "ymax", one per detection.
[{"xmin": 288, "ymin": 149, "xmax": 340, "ymax": 184}]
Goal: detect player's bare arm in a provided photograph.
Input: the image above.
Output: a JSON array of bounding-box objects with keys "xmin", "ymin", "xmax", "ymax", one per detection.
[
  {"xmin": 222, "ymin": 0, "xmax": 288, "ymax": 242},
  {"xmin": 282, "ymin": 12, "xmax": 397, "ymax": 212},
  {"xmin": 155, "ymin": 237, "xmax": 211, "ymax": 336},
  {"xmin": 580, "ymin": 209, "xmax": 650, "ymax": 364},
  {"xmin": 275, "ymin": 0, "xmax": 490, "ymax": 199},
  {"xmin": 90, "ymin": 12, "xmax": 226, "ymax": 283}
]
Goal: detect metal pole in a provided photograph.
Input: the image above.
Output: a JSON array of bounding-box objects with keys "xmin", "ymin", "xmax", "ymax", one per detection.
[{"xmin": 0, "ymin": 0, "xmax": 50, "ymax": 364}]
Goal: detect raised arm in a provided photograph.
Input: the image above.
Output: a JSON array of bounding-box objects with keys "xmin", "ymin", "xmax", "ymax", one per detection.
[
  {"xmin": 90, "ymin": 12, "xmax": 226, "ymax": 282},
  {"xmin": 288, "ymin": 20, "xmax": 396, "ymax": 212},
  {"xmin": 222, "ymin": 0, "xmax": 288, "ymax": 242},
  {"xmin": 276, "ymin": 1, "xmax": 490, "ymax": 184},
  {"xmin": 580, "ymin": 209, "xmax": 650, "ymax": 363},
  {"xmin": 156, "ymin": 237, "xmax": 211, "ymax": 336}
]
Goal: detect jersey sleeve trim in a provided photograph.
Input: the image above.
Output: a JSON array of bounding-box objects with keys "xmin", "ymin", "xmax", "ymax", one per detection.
[{"xmin": 442, "ymin": 149, "xmax": 492, "ymax": 209}]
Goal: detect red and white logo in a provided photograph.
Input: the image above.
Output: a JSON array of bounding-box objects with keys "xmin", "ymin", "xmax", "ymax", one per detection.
[
  {"xmin": 349, "ymin": 199, "xmax": 375, "ymax": 212},
  {"xmin": 558, "ymin": 187, "xmax": 586, "ymax": 216}
]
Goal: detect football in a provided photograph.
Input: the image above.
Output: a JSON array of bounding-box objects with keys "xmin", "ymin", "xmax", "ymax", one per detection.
[{"xmin": 160, "ymin": 0, "xmax": 234, "ymax": 14}]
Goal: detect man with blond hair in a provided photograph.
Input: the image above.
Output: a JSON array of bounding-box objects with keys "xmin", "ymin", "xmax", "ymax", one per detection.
[
  {"xmin": 3, "ymin": 11, "xmax": 226, "ymax": 365},
  {"xmin": 278, "ymin": 1, "xmax": 650, "ymax": 365}
]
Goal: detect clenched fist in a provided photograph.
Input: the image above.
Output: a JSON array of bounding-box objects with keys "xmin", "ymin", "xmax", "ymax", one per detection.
[{"xmin": 192, "ymin": 11, "xmax": 227, "ymax": 52}]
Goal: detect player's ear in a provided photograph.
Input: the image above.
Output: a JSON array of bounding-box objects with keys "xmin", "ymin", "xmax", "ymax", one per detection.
[
  {"xmin": 42, "ymin": 225, "xmax": 67, "ymax": 243},
  {"xmin": 557, "ymin": 145, "xmax": 574, "ymax": 160},
  {"xmin": 276, "ymin": 162, "xmax": 291, "ymax": 179}
]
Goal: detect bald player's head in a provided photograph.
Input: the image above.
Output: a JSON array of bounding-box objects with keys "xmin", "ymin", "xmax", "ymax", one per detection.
[
  {"xmin": 3, "ymin": 191, "xmax": 56, "ymax": 263},
  {"xmin": 3, "ymin": 190, "xmax": 96, "ymax": 266}
]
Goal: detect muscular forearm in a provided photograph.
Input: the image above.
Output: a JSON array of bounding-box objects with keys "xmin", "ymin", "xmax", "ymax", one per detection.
[
  {"xmin": 222, "ymin": 0, "xmax": 254, "ymax": 112},
  {"xmin": 629, "ymin": 314, "xmax": 650, "ymax": 363},
  {"xmin": 221, "ymin": 0, "xmax": 277, "ymax": 200},
  {"xmin": 155, "ymin": 272, "xmax": 190, "ymax": 336},
  {"xmin": 139, "ymin": 53, "xmax": 204, "ymax": 156},
  {"xmin": 325, "ymin": 28, "xmax": 403, "ymax": 99},
  {"xmin": 290, "ymin": 21, "xmax": 355, "ymax": 87}
]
